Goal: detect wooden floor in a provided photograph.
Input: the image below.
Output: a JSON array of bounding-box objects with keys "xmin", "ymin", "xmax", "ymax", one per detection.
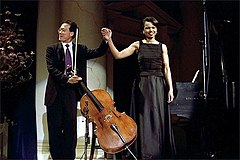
[{"xmin": 37, "ymin": 137, "xmax": 106, "ymax": 160}]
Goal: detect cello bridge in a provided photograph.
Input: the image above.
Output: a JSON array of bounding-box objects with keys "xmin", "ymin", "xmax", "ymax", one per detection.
[{"xmin": 104, "ymin": 114, "xmax": 112, "ymax": 122}]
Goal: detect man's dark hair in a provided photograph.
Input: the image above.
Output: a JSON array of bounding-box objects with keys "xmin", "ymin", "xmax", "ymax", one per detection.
[
  {"xmin": 63, "ymin": 20, "xmax": 78, "ymax": 39},
  {"xmin": 140, "ymin": 17, "xmax": 159, "ymax": 30}
]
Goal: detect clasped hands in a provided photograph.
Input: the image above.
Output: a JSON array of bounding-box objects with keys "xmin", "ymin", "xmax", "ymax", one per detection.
[{"xmin": 101, "ymin": 27, "xmax": 112, "ymax": 42}]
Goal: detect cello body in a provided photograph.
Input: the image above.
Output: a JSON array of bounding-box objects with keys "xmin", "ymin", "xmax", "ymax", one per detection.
[{"xmin": 79, "ymin": 82, "xmax": 137, "ymax": 154}]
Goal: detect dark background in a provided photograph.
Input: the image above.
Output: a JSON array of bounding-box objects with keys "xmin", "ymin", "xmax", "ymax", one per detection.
[
  {"xmin": 1, "ymin": 1, "xmax": 38, "ymax": 159},
  {"xmin": 106, "ymin": 1, "xmax": 239, "ymax": 159}
]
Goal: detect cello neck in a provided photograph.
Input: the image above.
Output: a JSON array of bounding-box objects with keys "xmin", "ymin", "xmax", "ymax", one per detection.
[{"xmin": 79, "ymin": 81, "xmax": 104, "ymax": 112}]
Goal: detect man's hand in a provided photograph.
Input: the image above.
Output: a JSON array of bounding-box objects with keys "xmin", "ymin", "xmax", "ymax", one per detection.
[
  {"xmin": 101, "ymin": 28, "xmax": 112, "ymax": 42},
  {"xmin": 67, "ymin": 75, "xmax": 82, "ymax": 84}
]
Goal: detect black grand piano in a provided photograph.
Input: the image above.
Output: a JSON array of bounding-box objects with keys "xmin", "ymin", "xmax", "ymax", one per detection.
[
  {"xmin": 169, "ymin": 82, "xmax": 204, "ymax": 158},
  {"xmin": 170, "ymin": 82, "xmax": 203, "ymax": 121}
]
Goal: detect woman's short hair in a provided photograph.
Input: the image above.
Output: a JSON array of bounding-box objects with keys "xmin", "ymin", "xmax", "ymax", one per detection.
[{"xmin": 140, "ymin": 17, "xmax": 159, "ymax": 30}]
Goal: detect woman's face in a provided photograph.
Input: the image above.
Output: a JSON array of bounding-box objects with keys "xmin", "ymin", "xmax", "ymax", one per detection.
[{"xmin": 143, "ymin": 21, "xmax": 157, "ymax": 39}]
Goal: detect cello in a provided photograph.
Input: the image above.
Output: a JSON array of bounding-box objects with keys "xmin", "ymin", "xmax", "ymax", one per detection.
[
  {"xmin": 79, "ymin": 81, "xmax": 137, "ymax": 156},
  {"xmin": 71, "ymin": 27, "xmax": 137, "ymax": 158}
]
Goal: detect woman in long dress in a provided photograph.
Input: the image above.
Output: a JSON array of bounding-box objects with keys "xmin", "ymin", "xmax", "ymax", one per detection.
[{"xmin": 102, "ymin": 17, "xmax": 175, "ymax": 159}]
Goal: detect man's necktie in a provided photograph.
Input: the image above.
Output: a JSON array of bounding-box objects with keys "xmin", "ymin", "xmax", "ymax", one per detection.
[{"xmin": 65, "ymin": 44, "xmax": 72, "ymax": 70}]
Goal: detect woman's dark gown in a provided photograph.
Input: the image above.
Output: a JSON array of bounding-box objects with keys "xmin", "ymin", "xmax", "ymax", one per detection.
[{"xmin": 130, "ymin": 41, "xmax": 176, "ymax": 159}]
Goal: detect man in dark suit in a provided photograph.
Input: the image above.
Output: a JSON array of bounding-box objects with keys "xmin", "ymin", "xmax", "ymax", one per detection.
[{"xmin": 44, "ymin": 20, "xmax": 110, "ymax": 159}]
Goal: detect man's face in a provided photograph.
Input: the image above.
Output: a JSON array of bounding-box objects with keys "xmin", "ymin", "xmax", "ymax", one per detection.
[{"xmin": 58, "ymin": 23, "xmax": 74, "ymax": 43}]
